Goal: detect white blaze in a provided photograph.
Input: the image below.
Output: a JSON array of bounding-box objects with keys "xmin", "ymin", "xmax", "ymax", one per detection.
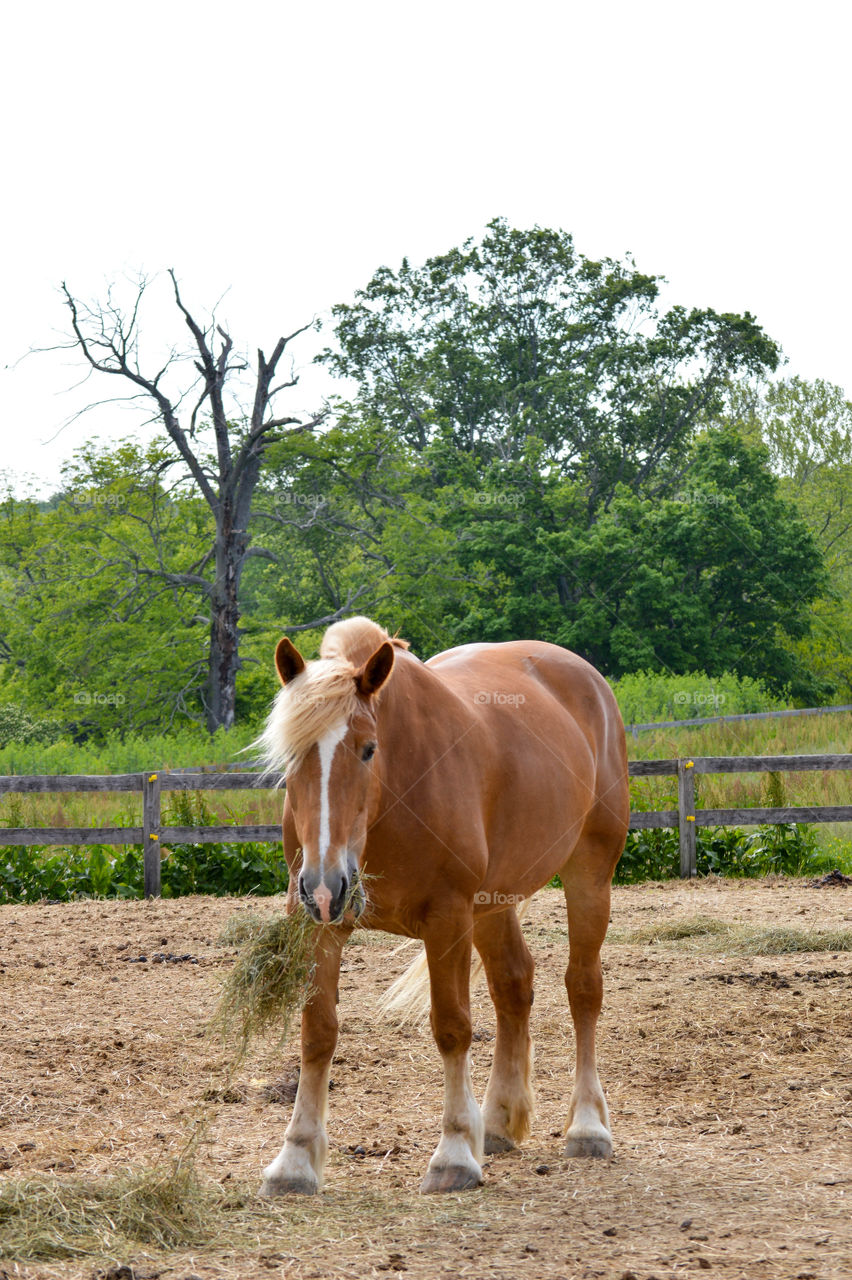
[{"xmin": 317, "ymin": 721, "xmax": 348, "ymax": 874}]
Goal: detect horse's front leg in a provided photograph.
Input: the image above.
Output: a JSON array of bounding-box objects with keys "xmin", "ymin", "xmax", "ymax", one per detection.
[
  {"xmin": 420, "ymin": 912, "xmax": 484, "ymax": 1194},
  {"xmin": 260, "ymin": 924, "xmax": 347, "ymax": 1196}
]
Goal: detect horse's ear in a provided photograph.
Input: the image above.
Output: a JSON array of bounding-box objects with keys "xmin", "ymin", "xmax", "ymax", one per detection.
[
  {"xmin": 355, "ymin": 641, "xmax": 395, "ymax": 697},
  {"xmin": 275, "ymin": 636, "xmax": 306, "ymax": 686}
]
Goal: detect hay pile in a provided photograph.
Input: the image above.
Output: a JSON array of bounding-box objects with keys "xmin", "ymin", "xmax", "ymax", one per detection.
[
  {"xmin": 609, "ymin": 914, "xmax": 852, "ymax": 953},
  {"xmin": 0, "ymin": 1152, "xmax": 222, "ymax": 1260}
]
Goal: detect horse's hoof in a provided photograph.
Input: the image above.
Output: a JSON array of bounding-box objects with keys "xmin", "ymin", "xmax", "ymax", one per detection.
[
  {"xmin": 259, "ymin": 1173, "xmax": 319, "ymax": 1197},
  {"xmin": 564, "ymin": 1133, "xmax": 612, "ymax": 1159},
  {"xmin": 420, "ymin": 1163, "xmax": 483, "ymax": 1194},
  {"xmin": 484, "ymin": 1132, "xmax": 515, "ymax": 1155}
]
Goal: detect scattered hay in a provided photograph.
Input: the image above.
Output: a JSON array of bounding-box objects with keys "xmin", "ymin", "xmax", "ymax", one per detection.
[
  {"xmin": 0, "ymin": 1152, "xmax": 223, "ymax": 1261},
  {"xmin": 609, "ymin": 916, "xmax": 730, "ymax": 944},
  {"xmin": 609, "ymin": 915, "xmax": 852, "ymax": 954},
  {"xmin": 210, "ymin": 908, "xmax": 317, "ymax": 1064},
  {"xmin": 734, "ymin": 924, "xmax": 852, "ymax": 955}
]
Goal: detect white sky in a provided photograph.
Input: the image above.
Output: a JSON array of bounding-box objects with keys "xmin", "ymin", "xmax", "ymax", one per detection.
[{"xmin": 2, "ymin": 0, "xmax": 850, "ymax": 495}]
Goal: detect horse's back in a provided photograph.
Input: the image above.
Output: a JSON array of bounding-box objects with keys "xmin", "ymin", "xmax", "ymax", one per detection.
[
  {"xmin": 426, "ymin": 639, "xmax": 620, "ymax": 742},
  {"xmin": 426, "ymin": 639, "xmax": 628, "ymax": 862}
]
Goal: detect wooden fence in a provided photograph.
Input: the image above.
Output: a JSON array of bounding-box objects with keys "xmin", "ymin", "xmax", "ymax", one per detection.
[
  {"xmin": 0, "ymin": 771, "xmax": 284, "ymax": 899},
  {"xmin": 1, "ymin": 754, "xmax": 851, "ymax": 896},
  {"xmin": 631, "ymin": 754, "xmax": 852, "ymax": 877}
]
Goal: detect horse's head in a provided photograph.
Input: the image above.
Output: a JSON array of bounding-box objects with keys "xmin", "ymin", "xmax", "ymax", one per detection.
[{"xmin": 267, "ymin": 634, "xmax": 395, "ymax": 925}]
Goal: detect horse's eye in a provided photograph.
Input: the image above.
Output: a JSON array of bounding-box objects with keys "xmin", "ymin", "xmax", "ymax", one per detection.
[{"xmin": 362, "ymin": 742, "xmax": 377, "ymax": 762}]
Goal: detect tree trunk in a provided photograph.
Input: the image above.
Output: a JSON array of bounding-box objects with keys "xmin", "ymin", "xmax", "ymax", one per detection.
[
  {"xmin": 206, "ymin": 521, "xmax": 248, "ymax": 733},
  {"xmin": 60, "ymin": 274, "xmax": 322, "ymax": 736}
]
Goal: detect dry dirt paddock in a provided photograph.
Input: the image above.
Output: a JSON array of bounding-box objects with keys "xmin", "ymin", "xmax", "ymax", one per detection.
[{"xmin": 1, "ymin": 879, "xmax": 850, "ymax": 1280}]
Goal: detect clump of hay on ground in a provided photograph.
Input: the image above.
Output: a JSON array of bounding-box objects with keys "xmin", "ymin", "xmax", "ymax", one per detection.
[
  {"xmin": 610, "ymin": 914, "xmax": 852, "ymax": 954},
  {"xmin": 0, "ymin": 1151, "xmax": 219, "ymax": 1260},
  {"xmin": 210, "ymin": 908, "xmax": 317, "ymax": 1064},
  {"xmin": 611, "ymin": 916, "xmax": 730, "ymax": 943},
  {"xmin": 735, "ymin": 923, "xmax": 852, "ymax": 954}
]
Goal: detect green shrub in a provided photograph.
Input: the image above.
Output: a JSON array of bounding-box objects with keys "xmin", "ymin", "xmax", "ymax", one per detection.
[
  {"xmin": 614, "ymin": 821, "xmax": 827, "ymax": 883},
  {"xmin": 157, "ymin": 792, "xmax": 287, "ymax": 898},
  {"xmin": 0, "ymin": 705, "xmax": 63, "ymax": 747},
  {"xmin": 0, "ymin": 843, "xmax": 141, "ymax": 903},
  {"xmin": 614, "ymin": 826, "xmax": 680, "ymax": 882},
  {"xmin": 0, "ymin": 838, "xmax": 287, "ymax": 904},
  {"xmin": 612, "ymin": 669, "xmax": 788, "ymax": 725},
  {"xmin": 740, "ymin": 823, "xmax": 822, "ymax": 876}
]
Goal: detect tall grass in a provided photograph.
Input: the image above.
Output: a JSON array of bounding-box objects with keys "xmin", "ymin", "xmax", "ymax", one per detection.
[
  {"xmin": 627, "ymin": 708, "xmax": 852, "ymax": 763},
  {"xmin": 0, "ymin": 724, "xmax": 263, "ymax": 775}
]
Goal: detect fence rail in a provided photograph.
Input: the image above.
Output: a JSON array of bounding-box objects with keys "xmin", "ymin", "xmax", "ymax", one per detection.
[{"xmin": 1, "ymin": 755, "xmax": 851, "ymax": 894}]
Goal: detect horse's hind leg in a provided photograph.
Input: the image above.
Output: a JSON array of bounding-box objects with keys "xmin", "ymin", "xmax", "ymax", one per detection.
[
  {"xmin": 561, "ymin": 839, "xmax": 617, "ymax": 1158},
  {"xmin": 474, "ymin": 907, "xmax": 535, "ymax": 1154}
]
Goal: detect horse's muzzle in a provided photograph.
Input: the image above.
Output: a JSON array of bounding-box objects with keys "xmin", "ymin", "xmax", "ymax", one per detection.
[{"xmin": 299, "ymin": 863, "xmax": 365, "ymax": 925}]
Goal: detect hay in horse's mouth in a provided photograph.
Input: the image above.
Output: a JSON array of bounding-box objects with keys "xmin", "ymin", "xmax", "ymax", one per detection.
[{"xmin": 210, "ymin": 908, "xmax": 318, "ymax": 1064}]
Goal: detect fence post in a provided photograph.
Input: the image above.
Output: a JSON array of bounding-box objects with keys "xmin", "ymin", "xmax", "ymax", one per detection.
[
  {"xmin": 143, "ymin": 772, "xmax": 162, "ymax": 898},
  {"xmin": 678, "ymin": 758, "xmax": 696, "ymax": 878}
]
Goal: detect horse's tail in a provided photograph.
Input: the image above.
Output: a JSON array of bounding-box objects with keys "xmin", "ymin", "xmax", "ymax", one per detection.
[
  {"xmin": 378, "ymin": 898, "xmax": 534, "ymax": 1026},
  {"xmin": 378, "ymin": 941, "xmax": 431, "ymax": 1025}
]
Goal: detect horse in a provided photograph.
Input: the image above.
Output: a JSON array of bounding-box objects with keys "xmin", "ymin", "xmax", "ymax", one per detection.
[{"xmin": 257, "ymin": 616, "xmax": 629, "ymax": 1195}]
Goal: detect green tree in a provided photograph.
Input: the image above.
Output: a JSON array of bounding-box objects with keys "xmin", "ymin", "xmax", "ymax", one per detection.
[
  {"xmin": 245, "ymin": 413, "xmax": 472, "ymax": 660},
  {"xmin": 422, "ymin": 428, "xmax": 826, "ymax": 697},
  {"xmin": 0, "ymin": 441, "xmax": 213, "ymax": 736},
  {"xmin": 320, "ymin": 218, "xmax": 780, "ymax": 507},
  {"xmin": 744, "ymin": 377, "xmax": 852, "ymax": 698}
]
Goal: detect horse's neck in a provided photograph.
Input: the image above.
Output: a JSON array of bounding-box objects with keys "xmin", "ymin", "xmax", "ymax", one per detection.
[{"xmin": 377, "ymin": 649, "xmax": 471, "ymax": 757}]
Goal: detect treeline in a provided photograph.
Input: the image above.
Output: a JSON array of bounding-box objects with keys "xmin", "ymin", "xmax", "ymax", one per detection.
[{"xmin": 1, "ymin": 220, "xmax": 850, "ymax": 742}]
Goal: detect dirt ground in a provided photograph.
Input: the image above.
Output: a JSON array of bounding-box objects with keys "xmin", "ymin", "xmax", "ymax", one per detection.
[{"xmin": 1, "ymin": 879, "xmax": 850, "ymax": 1280}]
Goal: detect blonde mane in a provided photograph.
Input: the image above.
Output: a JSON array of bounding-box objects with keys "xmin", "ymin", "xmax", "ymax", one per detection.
[{"xmin": 257, "ymin": 618, "xmax": 403, "ymax": 777}]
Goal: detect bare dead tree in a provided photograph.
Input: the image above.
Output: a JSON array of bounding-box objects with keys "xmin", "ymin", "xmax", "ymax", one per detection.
[{"xmin": 60, "ymin": 272, "xmax": 324, "ymax": 732}]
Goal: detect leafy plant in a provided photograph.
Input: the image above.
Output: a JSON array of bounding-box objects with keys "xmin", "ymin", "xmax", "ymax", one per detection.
[
  {"xmin": 612, "ymin": 670, "xmax": 787, "ymax": 726},
  {"xmin": 615, "ymin": 820, "xmax": 828, "ymax": 883},
  {"xmin": 158, "ymin": 792, "xmax": 287, "ymax": 898},
  {"xmin": 740, "ymin": 823, "xmax": 821, "ymax": 876},
  {"xmin": 614, "ymin": 826, "xmax": 680, "ymax": 883},
  {"xmin": 0, "ymin": 705, "xmax": 63, "ymax": 747}
]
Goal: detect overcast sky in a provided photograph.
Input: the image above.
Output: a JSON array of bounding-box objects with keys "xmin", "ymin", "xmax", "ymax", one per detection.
[{"xmin": 3, "ymin": 0, "xmax": 849, "ymax": 495}]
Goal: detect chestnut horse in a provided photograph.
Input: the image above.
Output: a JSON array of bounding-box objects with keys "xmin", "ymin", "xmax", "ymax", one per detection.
[{"xmin": 258, "ymin": 617, "xmax": 628, "ymax": 1195}]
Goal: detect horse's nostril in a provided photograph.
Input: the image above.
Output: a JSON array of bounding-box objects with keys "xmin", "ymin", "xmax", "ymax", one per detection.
[{"xmin": 297, "ymin": 873, "xmax": 306, "ymax": 899}]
